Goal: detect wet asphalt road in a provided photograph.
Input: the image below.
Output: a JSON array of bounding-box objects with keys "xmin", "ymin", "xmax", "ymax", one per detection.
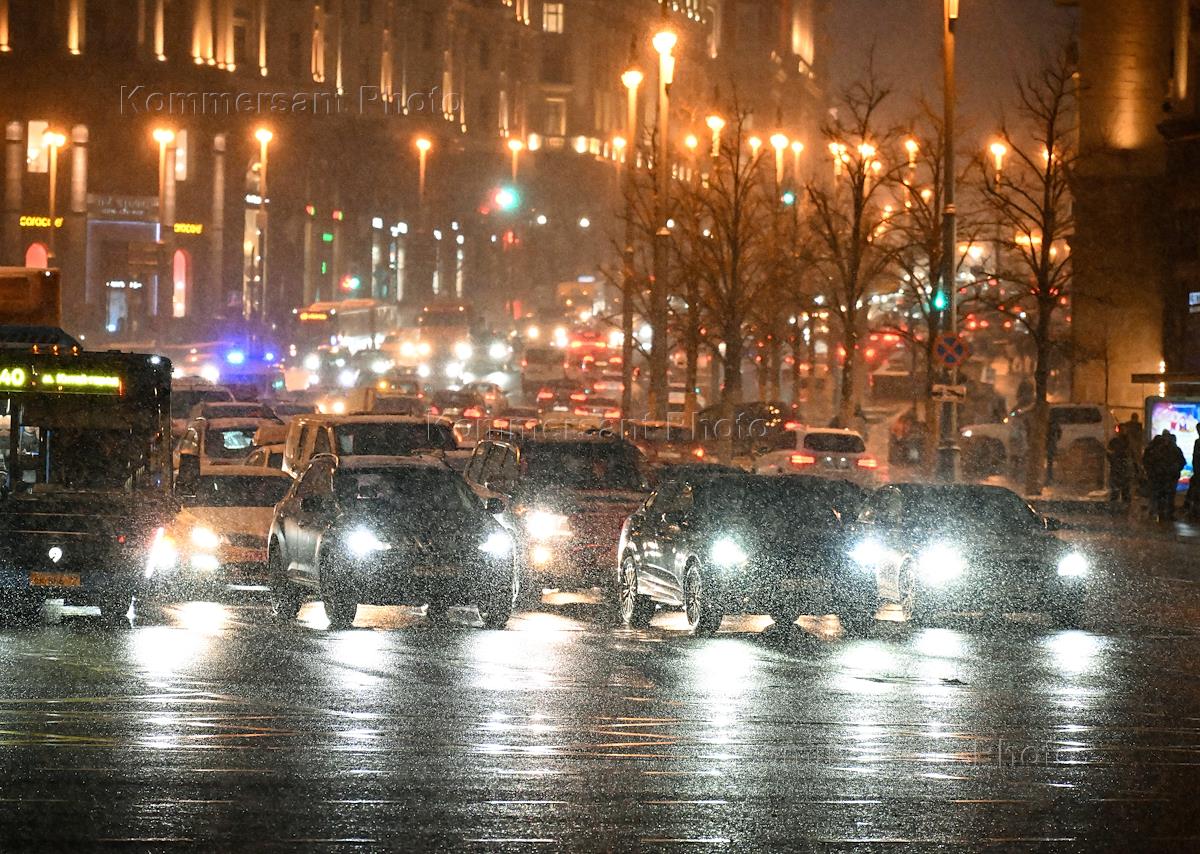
[{"xmin": 2, "ymin": 519, "xmax": 1200, "ymax": 851}]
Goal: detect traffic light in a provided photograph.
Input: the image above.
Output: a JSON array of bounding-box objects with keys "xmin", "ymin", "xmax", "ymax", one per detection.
[
  {"xmin": 780, "ymin": 190, "xmax": 797, "ymax": 206},
  {"xmin": 340, "ymin": 274, "xmax": 361, "ymax": 293},
  {"xmin": 932, "ymin": 289, "xmax": 948, "ymax": 311},
  {"xmin": 493, "ymin": 185, "xmax": 520, "ymax": 212}
]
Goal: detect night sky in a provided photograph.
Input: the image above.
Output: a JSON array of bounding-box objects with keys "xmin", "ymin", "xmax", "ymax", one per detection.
[{"xmin": 824, "ymin": 0, "xmax": 1078, "ymax": 144}]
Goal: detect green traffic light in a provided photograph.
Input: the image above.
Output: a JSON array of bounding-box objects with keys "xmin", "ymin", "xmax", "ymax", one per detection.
[
  {"xmin": 781, "ymin": 190, "xmax": 796, "ymax": 206},
  {"xmin": 494, "ymin": 186, "xmax": 520, "ymax": 212},
  {"xmin": 933, "ymin": 290, "xmax": 948, "ymax": 311}
]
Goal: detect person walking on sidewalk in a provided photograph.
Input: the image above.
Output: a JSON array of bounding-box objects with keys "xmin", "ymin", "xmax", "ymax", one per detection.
[
  {"xmin": 1184, "ymin": 424, "xmax": 1200, "ymax": 521},
  {"xmin": 1143, "ymin": 430, "xmax": 1186, "ymax": 522},
  {"xmin": 1106, "ymin": 425, "xmax": 1135, "ymax": 503}
]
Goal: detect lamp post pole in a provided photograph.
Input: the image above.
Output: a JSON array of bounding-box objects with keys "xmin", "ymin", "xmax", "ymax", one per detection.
[
  {"xmin": 620, "ymin": 67, "xmax": 643, "ymax": 418},
  {"xmin": 42, "ymin": 131, "xmax": 65, "ymax": 264},
  {"xmin": 937, "ymin": 0, "xmax": 960, "ymax": 481},
  {"xmin": 255, "ymin": 127, "xmax": 273, "ymax": 324},
  {"xmin": 649, "ymin": 29, "xmax": 676, "ymax": 422}
]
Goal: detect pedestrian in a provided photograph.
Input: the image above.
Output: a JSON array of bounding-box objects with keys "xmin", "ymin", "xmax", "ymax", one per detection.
[
  {"xmin": 1106, "ymin": 425, "xmax": 1134, "ymax": 503},
  {"xmin": 1143, "ymin": 429, "xmax": 1186, "ymax": 522},
  {"xmin": 1184, "ymin": 424, "xmax": 1200, "ymax": 521}
]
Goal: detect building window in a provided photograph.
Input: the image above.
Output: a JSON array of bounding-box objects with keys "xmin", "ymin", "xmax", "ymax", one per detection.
[
  {"xmin": 544, "ymin": 97, "xmax": 566, "ymax": 136},
  {"xmin": 542, "ymin": 2, "xmax": 564, "ymax": 33}
]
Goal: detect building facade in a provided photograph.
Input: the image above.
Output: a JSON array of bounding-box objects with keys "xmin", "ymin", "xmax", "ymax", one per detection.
[{"xmin": 0, "ymin": 0, "xmax": 824, "ymax": 343}]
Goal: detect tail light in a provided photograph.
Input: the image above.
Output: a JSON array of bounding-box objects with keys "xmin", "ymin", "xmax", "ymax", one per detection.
[
  {"xmin": 569, "ymin": 392, "xmax": 588, "ymax": 402},
  {"xmin": 521, "ymin": 359, "xmax": 528, "ymax": 368},
  {"xmin": 692, "ymin": 446, "xmax": 705, "ymax": 459},
  {"xmin": 789, "ymin": 453, "xmax": 816, "ymax": 466},
  {"xmin": 428, "ymin": 405, "xmax": 441, "ymax": 416},
  {"xmin": 493, "ymin": 418, "xmax": 510, "ymax": 429},
  {"xmin": 784, "ymin": 421, "xmax": 802, "ymax": 431},
  {"xmin": 523, "ymin": 419, "xmax": 539, "ymax": 430},
  {"xmin": 574, "ymin": 406, "xmax": 591, "ymax": 416},
  {"xmin": 604, "ymin": 409, "xmax": 621, "ymax": 419},
  {"xmin": 856, "ymin": 456, "xmax": 878, "ymax": 469},
  {"xmin": 463, "ymin": 407, "xmax": 483, "ymax": 419},
  {"xmin": 536, "ymin": 390, "xmax": 553, "ymax": 401}
]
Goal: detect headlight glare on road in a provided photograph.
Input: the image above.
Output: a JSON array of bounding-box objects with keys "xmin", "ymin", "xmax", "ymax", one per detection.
[
  {"xmin": 345, "ymin": 527, "xmax": 391, "ymax": 557},
  {"xmin": 480, "ymin": 530, "xmax": 514, "ymax": 558},
  {"xmin": 1057, "ymin": 551, "xmax": 1090, "ymax": 578},
  {"xmin": 918, "ymin": 543, "xmax": 965, "ymax": 586},
  {"xmin": 190, "ymin": 526, "xmax": 222, "ymax": 551},
  {"xmin": 710, "ymin": 537, "xmax": 748, "ymax": 568},
  {"xmin": 144, "ymin": 526, "xmax": 178, "ymax": 579},
  {"xmin": 525, "ymin": 510, "xmax": 570, "ymax": 541}
]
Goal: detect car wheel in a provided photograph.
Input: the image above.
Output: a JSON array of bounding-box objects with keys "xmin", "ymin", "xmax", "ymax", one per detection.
[
  {"xmin": 478, "ymin": 565, "xmax": 518, "ymax": 630},
  {"xmin": 768, "ymin": 611, "xmax": 794, "ymax": 630},
  {"xmin": 617, "ymin": 555, "xmax": 655, "ymax": 628},
  {"xmin": 97, "ymin": 590, "xmax": 133, "ymax": 627},
  {"xmin": 268, "ymin": 546, "xmax": 302, "ymax": 622},
  {"xmin": 319, "ymin": 558, "xmax": 358, "ymax": 629},
  {"xmin": 683, "ymin": 563, "xmax": 722, "ymax": 636}
]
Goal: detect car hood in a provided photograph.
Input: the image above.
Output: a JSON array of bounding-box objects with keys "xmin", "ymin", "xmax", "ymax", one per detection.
[{"xmin": 179, "ymin": 506, "xmax": 275, "ymax": 541}]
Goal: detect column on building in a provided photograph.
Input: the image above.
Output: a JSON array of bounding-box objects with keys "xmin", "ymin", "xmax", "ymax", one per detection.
[
  {"xmin": 209, "ymin": 133, "xmax": 226, "ymax": 319},
  {"xmin": 64, "ymin": 124, "xmax": 88, "ymax": 328},
  {"xmin": 3, "ymin": 121, "xmax": 22, "ymax": 265}
]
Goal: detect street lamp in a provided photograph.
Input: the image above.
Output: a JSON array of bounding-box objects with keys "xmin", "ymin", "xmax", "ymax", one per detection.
[
  {"xmin": 829, "ymin": 141, "xmax": 847, "ymax": 177},
  {"xmin": 790, "ymin": 139, "xmax": 804, "ymax": 179},
  {"xmin": 612, "ymin": 135, "xmax": 627, "ymax": 162},
  {"xmin": 41, "ymin": 130, "xmax": 66, "ymax": 263},
  {"xmin": 507, "ymin": 137, "xmax": 524, "ymax": 181},
  {"xmin": 937, "ymin": 0, "xmax": 961, "ymax": 481},
  {"xmin": 619, "ymin": 63, "xmax": 643, "ymax": 418},
  {"xmin": 988, "ymin": 140, "xmax": 1007, "ymax": 188},
  {"xmin": 415, "ymin": 136, "xmax": 432, "ymax": 204},
  {"xmin": 904, "ymin": 137, "xmax": 919, "ymax": 166},
  {"xmin": 706, "ymin": 114, "xmax": 725, "ymax": 157},
  {"xmin": 152, "ymin": 127, "xmax": 174, "ymax": 323},
  {"xmin": 648, "ymin": 27, "xmax": 676, "ymax": 420},
  {"xmin": 770, "ymin": 132, "xmax": 788, "ymax": 186},
  {"xmin": 254, "ymin": 127, "xmax": 273, "ymax": 322},
  {"xmin": 748, "ymin": 135, "xmax": 762, "ymax": 157}
]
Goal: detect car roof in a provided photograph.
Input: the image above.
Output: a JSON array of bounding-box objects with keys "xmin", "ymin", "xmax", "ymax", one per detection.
[
  {"xmin": 789, "ymin": 424, "xmax": 864, "ymax": 437},
  {"xmin": 198, "ymin": 465, "xmax": 291, "ymax": 478},
  {"xmin": 298, "ymin": 413, "xmax": 450, "ymax": 426}
]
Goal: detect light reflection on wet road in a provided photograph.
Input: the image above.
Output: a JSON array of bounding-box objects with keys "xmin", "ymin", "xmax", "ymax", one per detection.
[{"xmin": 1, "ymin": 528, "xmax": 1200, "ymax": 849}]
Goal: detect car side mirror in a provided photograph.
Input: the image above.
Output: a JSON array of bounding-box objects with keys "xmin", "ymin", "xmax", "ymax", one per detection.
[
  {"xmin": 484, "ymin": 496, "xmax": 506, "ymax": 515},
  {"xmin": 176, "ymin": 454, "xmax": 200, "ymax": 500},
  {"xmin": 1043, "ymin": 516, "xmax": 1065, "ymax": 531}
]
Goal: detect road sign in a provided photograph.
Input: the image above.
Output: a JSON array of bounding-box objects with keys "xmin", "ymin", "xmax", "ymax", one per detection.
[
  {"xmin": 934, "ymin": 333, "xmax": 971, "ymax": 367},
  {"xmin": 931, "ymin": 383, "xmax": 968, "ymax": 403}
]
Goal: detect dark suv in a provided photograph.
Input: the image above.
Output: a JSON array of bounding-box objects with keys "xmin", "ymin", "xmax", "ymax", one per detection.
[
  {"xmin": 464, "ymin": 433, "xmax": 651, "ymax": 597},
  {"xmin": 267, "ymin": 455, "xmax": 517, "ymax": 629}
]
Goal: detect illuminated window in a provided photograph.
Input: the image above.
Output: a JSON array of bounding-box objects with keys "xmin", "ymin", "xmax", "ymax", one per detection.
[
  {"xmin": 172, "ymin": 249, "xmax": 191, "ymax": 318},
  {"xmin": 26, "ymin": 120, "xmax": 48, "ymax": 173},
  {"xmin": 542, "ymin": 2, "xmax": 563, "ymax": 33},
  {"xmin": 174, "ymin": 129, "xmax": 188, "ymax": 181}
]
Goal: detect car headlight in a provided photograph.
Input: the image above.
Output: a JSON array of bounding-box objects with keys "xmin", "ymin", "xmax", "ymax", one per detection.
[
  {"xmin": 190, "ymin": 526, "xmax": 222, "ymax": 551},
  {"xmin": 454, "ymin": 341, "xmax": 474, "ymax": 361},
  {"xmin": 400, "ymin": 342, "xmax": 417, "ymax": 359},
  {"xmin": 480, "ymin": 530, "xmax": 514, "ymax": 558},
  {"xmin": 345, "ymin": 527, "xmax": 390, "ymax": 557},
  {"xmin": 144, "ymin": 527, "xmax": 178, "ymax": 579},
  {"xmin": 488, "ymin": 341, "xmax": 509, "ymax": 361},
  {"xmin": 446, "ymin": 361, "xmax": 464, "ymax": 378},
  {"xmin": 961, "ymin": 429, "xmax": 973, "ymax": 438},
  {"xmin": 918, "ymin": 543, "xmax": 965, "ymax": 586},
  {"xmin": 849, "ymin": 538, "xmax": 894, "ymax": 570},
  {"xmin": 710, "ymin": 537, "xmax": 748, "ymax": 568},
  {"xmin": 303, "ymin": 353, "xmax": 321, "ymax": 371},
  {"xmin": 417, "ymin": 363, "xmax": 431, "ymax": 378},
  {"xmin": 525, "ymin": 510, "xmax": 571, "ymax": 541},
  {"xmin": 1057, "ymin": 551, "xmax": 1090, "ymax": 578}
]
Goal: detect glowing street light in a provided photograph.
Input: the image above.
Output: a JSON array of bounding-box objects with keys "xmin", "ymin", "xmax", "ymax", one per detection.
[
  {"xmin": 507, "ymin": 137, "xmax": 524, "ymax": 181},
  {"xmin": 904, "ymin": 137, "xmax": 919, "ymax": 165},
  {"xmin": 769, "ymin": 132, "xmax": 788, "ymax": 185},
  {"xmin": 41, "ymin": 130, "xmax": 66, "ymax": 262},
  {"xmin": 790, "ymin": 139, "xmax": 804, "ymax": 178},
  {"xmin": 415, "ymin": 136, "xmax": 432, "ymax": 203},
  {"xmin": 253, "ymin": 127, "xmax": 273, "ymax": 321},
  {"xmin": 989, "ymin": 140, "xmax": 1008, "ymax": 188},
  {"xmin": 748, "ymin": 135, "xmax": 762, "ymax": 157},
  {"xmin": 706, "ymin": 114, "xmax": 725, "ymax": 157}
]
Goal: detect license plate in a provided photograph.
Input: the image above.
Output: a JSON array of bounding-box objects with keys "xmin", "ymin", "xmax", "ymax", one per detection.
[{"xmin": 29, "ymin": 572, "xmax": 81, "ymax": 587}]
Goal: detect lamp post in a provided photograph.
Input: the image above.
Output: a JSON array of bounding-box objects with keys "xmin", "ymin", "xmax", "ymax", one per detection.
[
  {"xmin": 769, "ymin": 132, "xmax": 788, "ymax": 187},
  {"xmin": 507, "ymin": 137, "xmax": 524, "ymax": 181},
  {"xmin": 988, "ymin": 140, "xmax": 1007, "ymax": 281},
  {"xmin": 790, "ymin": 140, "xmax": 804, "ymax": 181},
  {"xmin": 649, "ymin": 27, "xmax": 676, "ymax": 421},
  {"xmin": 152, "ymin": 127, "xmax": 174, "ymax": 327},
  {"xmin": 937, "ymin": 0, "xmax": 961, "ymax": 481},
  {"xmin": 620, "ymin": 64, "xmax": 643, "ymax": 418},
  {"xmin": 748, "ymin": 135, "xmax": 762, "ymax": 158},
  {"xmin": 254, "ymin": 127, "xmax": 272, "ymax": 323},
  {"xmin": 415, "ymin": 136, "xmax": 432, "ymax": 205},
  {"xmin": 41, "ymin": 130, "xmax": 66, "ymax": 264},
  {"xmin": 706, "ymin": 114, "xmax": 725, "ymax": 158}
]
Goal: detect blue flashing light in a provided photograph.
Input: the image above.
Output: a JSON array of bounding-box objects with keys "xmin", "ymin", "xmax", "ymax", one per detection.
[
  {"xmin": 264, "ymin": 351, "xmax": 276, "ymax": 362},
  {"xmin": 225, "ymin": 350, "xmax": 246, "ymax": 366}
]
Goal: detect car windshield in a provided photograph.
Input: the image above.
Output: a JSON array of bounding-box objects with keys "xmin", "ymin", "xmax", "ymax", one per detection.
[
  {"xmin": 204, "ymin": 427, "xmax": 257, "ymax": 459},
  {"xmin": 521, "ymin": 443, "xmax": 644, "ymax": 491},
  {"xmin": 697, "ymin": 476, "xmax": 862, "ymax": 524},
  {"xmin": 803, "ymin": 432, "xmax": 866, "ymax": 453},
  {"xmin": 901, "ymin": 486, "xmax": 1040, "ymax": 531},
  {"xmin": 186, "ymin": 475, "xmax": 290, "ymax": 507},
  {"xmin": 333, "ymin": 422, "xmax": 457, "ymax": 454},
  {"xmin": 334, "ymin": 467, "xmax": 478, "ymax": 513}
]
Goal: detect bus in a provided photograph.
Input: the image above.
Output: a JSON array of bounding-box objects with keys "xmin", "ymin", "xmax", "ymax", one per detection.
[
  {"xmin": 294, "ymin": 299, "xmax": 402, "ymax": 355},
  {"xmin": 0, "ymin": 343, "xmax": 175, "ymax": 623}
]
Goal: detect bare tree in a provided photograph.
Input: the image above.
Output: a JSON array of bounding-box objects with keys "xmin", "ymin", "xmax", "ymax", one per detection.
[
  {"xmin": 977, "ymin": 49, "xmax": 1076, "ymax": 495},
  {"xmin": 804, "ymin": 74, "xmax": 906, "ymax": 425}
]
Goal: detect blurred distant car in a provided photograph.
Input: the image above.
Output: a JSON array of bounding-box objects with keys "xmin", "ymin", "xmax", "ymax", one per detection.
[
  {"xmin": 429, "ymin": 389, "xmax": 488, "ymax": 419},
  {"xmin": 341, "ymin": 387, "xmax": 426, "ymax": 416},
  {"xmin": 267, "ymin": 455, "xmax": 516, "ymax": 629},
  {"xmin": 593, "ymin": 372, "xmax": 625, "ymax": 398},
  {"xmin": 753, "ymin": 426, "xmax": 879, "ymax": 485},
  {"xmin": 960, "ymin": 403, "xmax": 1108, "ymax": 477},
  {"xmin": 491, "ymin": 406, "xmax": 541, "ymax": 433},
  {"xmin": 170, "ymin": 378, "xmax": 235, "ymax": 437},
  {"xmin": 616, "ymin": 472, "xmax": 874, "ymax": 634},
  {"xmin": 462, "ymin": 381, "xmax": 509, "ymax": 413},
  {"xmin": 141, "ymin": 467, "xmax": 293, "ymax": 600},
  {"xmin": 522, "ymin": 346, "xmax": 568, "ymax": 394},
  {"xmin": 176, "ymin": 417, "xmax": 265, "ymax": 468},
  {"xmin": 535, "ymin": 382, "xmax": 590, "ymax": 416},
  {"xmin": 188, "ymin": 401, "xmax": 282, "ymax": 423},
  {"xmin": 667, "ymin": 383, "xmax": 705, "ymax": 416},
  {"xmin": 267, "ymin": 401, "xmax": 317, "ymax": 421},
  {"xmin": 570, "ymin": 395, "xmax": 622, "ymax": 428},
  {"xmin": 849, "ymin": 483, "xmax": 1088, "ymax": 627},
  {"xmin": 374, "ymin": 371, "xmax": 426, "ymax": 398},
  {"xmin": 623, "ymin": 421, "xmax": 707, "ymax": 465},
  {"xmin": 281, "ymin": 414, "xmax": 460, "ymax": 477},
  {"xmin": 694, "ymin": 401, "xmax": 799, "ymax": 458}
]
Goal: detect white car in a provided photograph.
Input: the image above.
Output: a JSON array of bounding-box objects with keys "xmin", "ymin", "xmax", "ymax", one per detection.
[
  {"xmin": 145, "ymin": 467, "xmax": 293, "ymax": 594},
  {"xmin": 960, "ymin": 403, "xmax": 1109, "ymax": 475},
  {"xmin": 753, "ymin": 425, "xmax": 880, "ymax": 485},
  {"xmin": 176, "ymin": 416, "xmax": 267, "ymax": 469}
]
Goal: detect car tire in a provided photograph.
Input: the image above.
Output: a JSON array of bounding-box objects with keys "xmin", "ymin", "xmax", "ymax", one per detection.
[
  {"xmin": 97, "ymin": 590, "xmax": 132, "ymax": 627},
  {"xmin": 683, "ymin": 563, "xmax": 722, "ymax": 636},
  {"xmin": 268, "ymin": 546, "xmax": 302, "ymax": 622},
  {"xmin": 478, "ymin": 565, "xmax": 518, "ymax": 630},
  {"xmin": 769, "ymin": 611, "xmax": 794, "ymax": 630},
  {"xmin": 319, "ymin": 558, "xmax": 358, "ymax": 629},
  {"xmin": 617, "ymin": 556, "xmax": 655, "ymax": 628}
]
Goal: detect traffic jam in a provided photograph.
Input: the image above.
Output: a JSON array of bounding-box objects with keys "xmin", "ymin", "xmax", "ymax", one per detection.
[{"xmin": 0, "ymin": 300, "xmax": 1092, "ymax": 637}]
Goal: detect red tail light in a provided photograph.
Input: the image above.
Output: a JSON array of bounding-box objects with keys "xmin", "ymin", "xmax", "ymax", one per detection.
[
  {"xmin": 536, "ymin": 390, "xmax": 553, "ymax": 401},
  {"xmin": 523, "ymin": 419, "xmax": 539, "ymax": 430},
  {"xmin": 428, "ymin": 405, "xmax": 441, "ymax": 416},
  {"xmin": 569, "ymin": 392, "xmax": 588, "ymax": 402},
  {"xmin": 574, "ymin": 406, "xmax": 591, "ymax": 416},
  {"xmin": 784, "ymin": 421, "xmax": 802, "ymax": 431},
  {"xmin": 789, "ymin": 453, "xmax": 816, "ymax": 466},
  {"xmin": 463, "ymin": 407, "xmax": 483, "ymax": 419},
  {"xmin": 604, "ymin": 409, "xmax": 621, "ymax": 419},
  {"xmin": 692, "ymin": 447, "xmax": 705, "ymax": 459},
  {"xmin": 856, "ymin": 456, "xmax": 878, "ymax": 469},
  {"xmin": 521, "ymin": 359, "xmax": 528, "ymax": 368},
  {"xmin": 493, "ymin": 418, "xmax": 510, "ymax": 429}
]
